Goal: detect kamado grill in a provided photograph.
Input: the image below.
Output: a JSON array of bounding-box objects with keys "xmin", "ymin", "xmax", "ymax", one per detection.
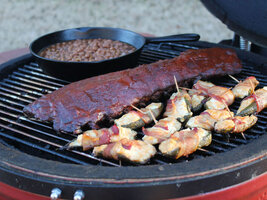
[
  {"xmin": 0, "ymin": 41, "xmax": 266, "ymax": 200},
  {"xmin": 0, "ymin": 2, "xmax": 267, "ymax": 200}
]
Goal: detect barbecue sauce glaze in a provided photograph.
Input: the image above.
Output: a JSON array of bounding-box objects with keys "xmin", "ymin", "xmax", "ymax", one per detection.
[{"xmin": 23, "ymin": 48, "xmax": 242, "ymax": 133}]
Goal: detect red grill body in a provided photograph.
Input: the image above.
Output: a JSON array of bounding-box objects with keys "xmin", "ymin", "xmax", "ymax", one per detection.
[{"xmin": 0, "ymin": 41, "xmax": 266, "ymax": 199}]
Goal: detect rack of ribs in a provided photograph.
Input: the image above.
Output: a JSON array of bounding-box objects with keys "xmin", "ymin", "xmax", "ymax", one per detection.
[{"xmin": 23, "ymin": 48, "xmax": 242, "ymax": 133}]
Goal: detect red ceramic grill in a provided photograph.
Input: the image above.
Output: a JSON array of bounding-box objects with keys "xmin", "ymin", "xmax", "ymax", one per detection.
[
  {"xmin": 0, "ymin": 41, "xmax": 266, "ymax": 200},
  {"xmin": 0, "ymin": 1, "xmax": 267, "ymax": 199}
]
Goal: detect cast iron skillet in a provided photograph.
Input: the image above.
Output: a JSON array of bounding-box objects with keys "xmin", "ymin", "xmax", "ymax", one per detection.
[{"xmin": 30, "ymin": 27, "xmax": 200, "ymax": 82}]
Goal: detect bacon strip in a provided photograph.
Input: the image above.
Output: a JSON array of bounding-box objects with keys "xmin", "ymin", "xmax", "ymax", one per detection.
[
  {"xmin": 114, "ymin": 102, "xmax": 163, "ymax": 130},
  {"xmin": 232, "ymin": 76, "xmax": 259, "ymax": 98},
  {"xmin": 250, "ymin": 93, "xmax": 265, "ymax": 113},
  {"xmin": 163, "ymin": 90, "xmax": 192, "ymax": 122},
  {"xmin": 159, "ymin": 128, "xmax": 211, "ymax": 159},
  {"xmin": 214, "ymin": 115, "xmax": 258, "ymax": 134},
  {"xmin": 93, "ymin": 138, "xmax": 157, "ymax": 164},
  {"xmin": 186, "ymin": 109, "xmax": 234, "ymax": 131},
  {"xmin": 193, "ymin": 80, "xmax": 235, "ymax": 109},
  {"xmin": 142, "ymin": 117, "xmax": 181, "ymax": 144},
  {"xmin": 176, "ymin": 128, "xmax": 200, "ymax": 157},
  {"xmin": 237, "ymin": 87, "xmax": 267, "ymax": 115},
  {"xmin": 68, "ymin": 125, "xmax": 137, "ymax": 150}
]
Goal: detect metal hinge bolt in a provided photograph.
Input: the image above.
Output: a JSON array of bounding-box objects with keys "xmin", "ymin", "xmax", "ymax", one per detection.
[
  {"xmin": 73, "ymin": 190, "xmax": 85, "ymax": 200},
  {"xmin": 239, "ymin": 36, "xmax": 251, "ymax": 51},
  {"xmin": 50, "ymin": 188, "xmax": 62, "ymax": 200}
]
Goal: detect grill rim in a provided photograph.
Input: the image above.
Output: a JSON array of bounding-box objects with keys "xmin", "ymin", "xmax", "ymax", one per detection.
[
  {"xmin": 0, "ymin": 41, "xmax": 266, "ymax": 198},
  {"xmin": 0, "ymin": 134, "xmax": 266, "ymax": 199},
  {"xmin": 0, "ymin": 133, "xmax": 266, "ymax": 182}
]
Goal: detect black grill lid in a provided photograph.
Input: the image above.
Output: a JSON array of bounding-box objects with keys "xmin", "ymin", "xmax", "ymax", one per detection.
[{"xmin": 201, "ymin": 0, "xmax": 267, "ymax": 47}]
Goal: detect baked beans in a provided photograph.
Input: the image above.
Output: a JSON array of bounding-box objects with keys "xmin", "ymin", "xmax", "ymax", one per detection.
[{"xmin": 39, "ymin": 39, "xmax": 136, "ymax": 62}]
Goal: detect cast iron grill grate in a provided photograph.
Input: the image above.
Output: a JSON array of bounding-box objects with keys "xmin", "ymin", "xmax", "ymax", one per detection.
[{"xmin": 0, "ymin": 43, "xmax": 266, "ymax": 167}]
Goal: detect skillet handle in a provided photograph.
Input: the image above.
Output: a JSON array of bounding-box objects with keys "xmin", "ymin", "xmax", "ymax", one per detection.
[{"xmin": 145, "ymin": 33, "xmax": 200, "ymax": 43}]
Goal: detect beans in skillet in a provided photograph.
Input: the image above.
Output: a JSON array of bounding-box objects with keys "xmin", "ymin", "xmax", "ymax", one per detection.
[{"xmin": 39, "ymin": 39, "xmax": 136, "ymax": 62}]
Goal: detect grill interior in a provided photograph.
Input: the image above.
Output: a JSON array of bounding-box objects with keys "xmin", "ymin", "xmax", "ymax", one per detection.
[{"xmin": 0, "ymin": 43, "xmax": 266, "ymax": 167}]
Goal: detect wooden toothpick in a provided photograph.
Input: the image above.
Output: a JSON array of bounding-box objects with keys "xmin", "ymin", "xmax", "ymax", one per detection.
[
  {"xmin": 131, "ymin": 104, "xmax": 145, "ymax": 114},
  {"xmin": 198, "ymin": 148, "xmax": 209, "ymax": 152},
  {"xmin": 178, "ymin": 87, "xmax": 194, "ymax": 91},
  {"xmin": 248, "ymin": 78, "xmax": 255, "ymax": 94},
  {"xmin": 149, "ymin": 109, "xmax": 158, "ymax": 124},
  {"xmin": 221, "ymin": 101, "xmax": 246, "ymax": 140},
  {"xmin": 220, "ymin": 87, "xmax": 233, "ymax": 97},
  {"xmin": 241, "ymin": 132, "xmax": 246, "ymax": 140},
  {"xmin": 228, "ymin": 75, "xmax": 240, "ymax": 83},
  {"xmin": 174, "ymin": 75, "xmax": 180, "ymax": 94},
  {"xmin": 222, "ymin": 100, "xmax": 232, "ymax": 117}
]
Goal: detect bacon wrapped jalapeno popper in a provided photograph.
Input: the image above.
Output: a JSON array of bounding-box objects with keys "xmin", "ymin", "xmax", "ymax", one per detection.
[
  {"xmin": 93, "ymin": 138, "xmax": 157, "ymax": 164},
  {"xmin": 163, "ymin": 90, "xmax": 193, "ymax": 122},
  {"xmin": 114, "ymin": 102, "xmax": 163, "ymax": 129},
  {"xmin": 236, "ymin": 87, "xmax": 267, "ymax": 116},
  {"xmin": 67, "ymin": 125, "xmax": 137, "ymax": 150},
  {"xmin": 142, "ymin": 117, "xmax": 182, "ymax": 145},
  {"xmin": 188, "ymin": 89, "xmax": 207, "ymax": 112},
  {"xmin": 159, "ymin": 128, "xmax": 212, "ymax": 159},
  {"xmin": 186, "ymin": 109, "xmax": 234, "ymax": 131},
  {"xmin": 193, "ymin": 80, "xmax": 235, "ymax": 110},
  {"xmin": 214, "ymin": 115, "xmax": 258, "ymax": 134},
  {"xmin": 232, "ymin": 76, "xmax": 259, "ymax": 99},
  {"xmin": 142, "ymin": 90, "xmax": 191, "ymax": 145}
]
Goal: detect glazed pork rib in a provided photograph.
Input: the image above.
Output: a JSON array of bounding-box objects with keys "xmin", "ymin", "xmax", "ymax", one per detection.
[{"xmin": 23, "ymin": 48, "xmax": 242, "ymax": 133}]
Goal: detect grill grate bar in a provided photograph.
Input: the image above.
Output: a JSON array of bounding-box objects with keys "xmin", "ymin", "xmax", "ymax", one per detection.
[
  {"xmin": 238, "ymin": 71, "xmax": 267, "ymax": 79},
  {"xmin": 10, "ymin": 74, "xmax": 58, "ymax": 91},
  {"xmin": 19, "ymin": 116, "xmax": 55, "ymax": 131},
  {"xmin": 0, "ymin": 119, "xmax": 68, "ymax": 145},
  {"xmin": 0, "ymin": 103, "xmax": 78, "ymax": 139},
  {"xmin": 28, "ymin": 62, "xmax": 42, "ymax": 69},
  {"xmin": 0, "ymin": 116, "xmax": 70, "ymax": 143},
  {"xmin": 213, "ymin": 133, "xmax": 257, "ymax": 144},
  {"xmin": 211, "ymin": 138, "xmax": 238, "ymax": 148},
  {"xmin": 138, "ymin": 50, "xmax": 175, "ymax": 64},
  {"xmin": 258, "ymin": 113, "xmax": 267, "ymax": 120},
  {"xmin": 0, "ymin": 103, "xmax": 23, "ymax": 114},
  {"xmin": 13, "ymin": 71, "xmax": 62, "ymax": 88},
  {"xmin": 158, "ymin": 43, "xmax": 199, "ymax": 50},
  {"xmin": 70, "ymin": 150, "xmax": 121, "ymax": 167},
  {"xmin": 0, "ymin": 110, "xmax": 55, "ymax": 132},
  {"xmin": 0, "ymin": 131, "xmax": 90, "ymax": 165},
  {"xmin": 0, "ymin": 106, "xmax": 77, "ymax": 138},
  {"xmin": 0, "ymin": 97, "xmax": 26, "ymax": 108},
  {"xmin": 4, "ymin": 78, "xmax": 48, "ymax": 95},
  {"xmin": 152, "ymin": 158, "xmax": 169, "ymax": 165},
  {"xmin": 0, "ymin": 82, "xmax": 38, "ymax": 100},
  {"xmin": 0, "ymin": 91, "xmax": 32, "ymax": 104},
  {"xmin": 0, "ymin": 123, "xmax": 119, "ymax": 167},
  {"xmin": 18, "ymin": 67, "xmax": 66, "ymax": 87},
  {"xmin": 25, "ymin": 64, "xmax": 70, "ymax": 84},
  {"xmin": 248, "ymin": 127, "xmax": 266, "ymax": 135},
  {"xmin": 141, "ymin": 49, "xmax": 178, "ymax": 58},
  {"xmin": 196, "ymin": 148, "xmax": 215, "ymax": 156},
  {"xmin": 206, "ymin": 144, "xmax": 228, "ymax": 153}
]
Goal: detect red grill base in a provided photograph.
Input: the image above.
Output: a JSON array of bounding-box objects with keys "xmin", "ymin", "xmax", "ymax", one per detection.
[
  {"xmin": 0, "ymin": 182, "xmax": 48, "ymax": 200},
  {"xmin": 173, "ymin": 172, "xmax": 267, "ymax": 200},
  {"xmin": 0, "ymin": 173, "xmax": 266, "ymax": 200}
]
